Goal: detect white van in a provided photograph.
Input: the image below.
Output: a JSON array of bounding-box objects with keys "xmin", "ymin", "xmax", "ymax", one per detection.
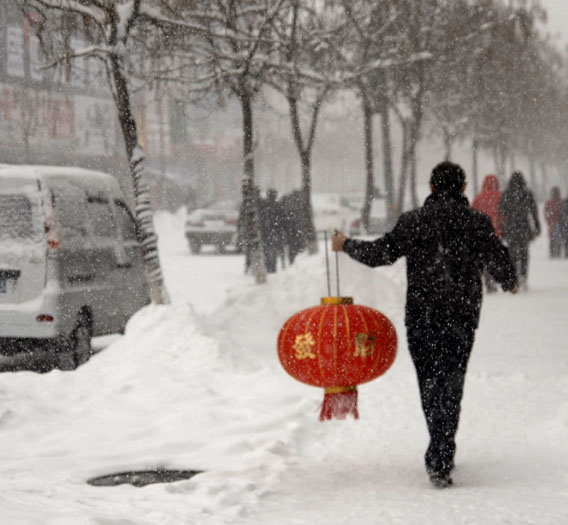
[{"xmin": 0, "ymin": 165, "xmax": 149, "ymax": 370}]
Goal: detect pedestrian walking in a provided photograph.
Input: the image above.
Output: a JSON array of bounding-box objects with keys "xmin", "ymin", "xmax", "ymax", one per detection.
[
  {"xmin": 260, "ymin": 189, "xmax": 283, "ymax": 273},
  {"xmin": 499, "ymin": 171, "xmax": 540, "ymax": 290},
  {"xmin": 544, "ymin": 187, "xmax": 563, "ymax": 258},
  {"xmin": 560, "ymin": 197, "xmax": 568, "ymax": 258},
  {"xmin": 332, "ymin": 161, "xmax": 517, "ymax": 488},
  {"xmin": 280, "ymin": 190, "xmax": 307, "ymax": 265},
  {"xmin": 472, "ymin": 174, "xmax": 504, "ymax": 292}
]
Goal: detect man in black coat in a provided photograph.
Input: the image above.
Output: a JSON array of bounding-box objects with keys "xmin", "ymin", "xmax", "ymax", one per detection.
[
  {"xmin": 332, "ymin": 161, "xmax": 517, "ymax": 488},
  {"xmin": 260, "ymin": 189, "xmax": 284, "ymax": 273},
  {"xmin": 499, "ymin": 171, "xmax": 540, "ymax": 289}
]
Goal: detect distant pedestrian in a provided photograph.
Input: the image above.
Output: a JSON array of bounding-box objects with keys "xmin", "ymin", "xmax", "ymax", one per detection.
[
  {"xmin": 280, "ymin": 190, "xmax": 307, "ymax": 265},
  {"xmin": 472, "ymin": 174, "xmax": 503, "ymax": 237},
  {"xmin": 472, "ymin": 174, "xmax": 504, "ymax": 292},
  {"xmin": 499, "ymin": 171, "xmax": 540, "ymax": 290},
  {"xmin": 559, "ymin": 197, "xmax": 568, "ymax": 258},
  {"xmin": 333, "ymin": 161, "xmax": 517, "ymax": 488},
  {"xmin": 260, "ymin": 189, "xmax": 283, "ymax": 273},
  {"xmin": 544, "ymin": 187, "xmax": 563, "ymax": 258}
]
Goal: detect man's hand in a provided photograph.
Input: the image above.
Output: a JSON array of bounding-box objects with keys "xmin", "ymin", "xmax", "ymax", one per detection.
[{"xmin": 332, "ymin": 229, "xmax": 347, "ymax": 252}]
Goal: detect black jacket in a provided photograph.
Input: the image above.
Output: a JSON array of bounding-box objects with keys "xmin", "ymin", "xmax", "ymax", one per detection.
[
  {"xmin": 343, "ymin": 192, "xmax": 517, "ymax": 328},
  {"xmin": 499, "ymin": 182, "xmax": 540, "ymax": 245}
]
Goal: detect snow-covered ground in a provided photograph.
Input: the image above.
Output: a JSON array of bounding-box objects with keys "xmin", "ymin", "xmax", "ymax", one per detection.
[{"xmin": 0, "ymin": 209, "xmax": 567, "ymax": 524}]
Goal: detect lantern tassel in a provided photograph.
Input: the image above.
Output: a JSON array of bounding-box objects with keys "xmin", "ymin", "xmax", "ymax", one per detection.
[{"xmin": 320, "ymin": 386, "xmax": 359, "ymax": 421}]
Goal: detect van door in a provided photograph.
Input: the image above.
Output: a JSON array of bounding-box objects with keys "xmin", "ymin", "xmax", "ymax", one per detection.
[
  {"xmin": 50, "ymin": 182, "xmax": 94, "ymax": 335},
  {"xmin": 85, "ymin": 195, "xmax": 124, "ymax": 334},
  {"xmin": 0, "ymin": 186, "xmax": 46, "ymax": 307},
  {"xmin": 112, "ymin": 199, "xmax": 150, "ymax": 327}
]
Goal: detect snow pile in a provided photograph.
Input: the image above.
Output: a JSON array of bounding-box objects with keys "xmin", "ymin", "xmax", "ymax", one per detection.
[
  {"xmin": 0, "ymin": 210, "xmax": 567, "ymax": 524},
  {"xmin": 0, "ymin": 303, "xmax": 310, "ymax": 523}
]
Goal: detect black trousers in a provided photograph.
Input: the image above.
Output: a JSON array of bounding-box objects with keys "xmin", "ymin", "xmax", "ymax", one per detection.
[
  {"xmin": 508, "ymin": 242, "xmax": 529, "ymax": 284},
  {"xmin": 407, "ymin": 322, "xmax": 475, "ymax": 476},
  {"xmin": 264, "ymin": 246, "xmax": 278, "ymax": 273}
]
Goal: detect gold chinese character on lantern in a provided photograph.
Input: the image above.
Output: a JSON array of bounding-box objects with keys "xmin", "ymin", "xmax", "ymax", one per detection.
[
  {"xmin": 293, "ymin": 333, "xmax": 316, "ymax": 359},
  {"xmin": 354, "ymin": 332, "xmax": 377, "ymax": 358}
]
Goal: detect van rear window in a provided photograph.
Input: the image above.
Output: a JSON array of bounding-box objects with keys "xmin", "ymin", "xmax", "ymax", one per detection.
[{"xmin": 0, "ymin": 195, "xmax": 35, "ymax": 240}]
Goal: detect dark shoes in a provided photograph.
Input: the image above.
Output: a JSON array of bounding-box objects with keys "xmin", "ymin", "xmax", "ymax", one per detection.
[
  {"xmin": 427, "ymin": 463, "xmax": 453, "ymax": 488},
  {"xmin": 425, "ymin": 439, "xmax": 455, "ymax": 487},
  {"xmin": 429, "ymin": 471, "xmax": 453, "ymax": 488}
]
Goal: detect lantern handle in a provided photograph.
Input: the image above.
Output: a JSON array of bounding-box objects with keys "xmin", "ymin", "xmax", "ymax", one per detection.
[
  {"xmin": 324, "ymin": 231, "xmax": 332, "ymax": 296},
  {"xmin": 335, "ymin": 249, "xmax": 340, "ymax": 297}
]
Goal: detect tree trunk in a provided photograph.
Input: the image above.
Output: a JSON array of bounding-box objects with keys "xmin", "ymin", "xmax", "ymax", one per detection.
[
  {"xmin": 401, "ymin": 6, "xmax": 425, "ymax": 213},
  {"xmin": 23, "ymin": 129, "xmax": 31, "ymax": 163},
  {"xmin": 361, "ymin": 93, "xmax": 374, "ymax": 231},
  {"xmin": 509, "ymin": 149, "xmax": 516, "ymax": 176},
  {"xmin": 472, "ymin": 136, "xmax": 479, "ymax": 196},
  {"xmin": 539, "ymin": 162, "xmax": 547, "ymax": 201},
  {"xmin": 528, "ymin": 153, "xmax": 536, "ymax": 194},
  {"xmin": 300, "ymin": 151, "xmax": 317, "ymax": 254},
  {"xmin": 108, "ymin": 53, "xmax": 169, "ymax": 304},
  {"xmin": 398, "ymin": 115, "xmax": 421, "ymax": 212},
  {"xmin": 284, "ymin": 4, "xmax": 317, "ymax": 254},
  {"xmin": 379, "ymin": 99, "xmax": 395, "ymax": 227},
  {"xmin": 408, "ymin": 93, "xmax": 424, "ymax": 210},
  {"xmin": 409, "ymin": 145, "xmax": 418, "ymax": 209},
  {"xmin": 240, "ymin": 91, "xmax": 267, "ymax": 284},
  {"xmin": 21, "ymin": 89, "xmax": 34, "ymax": 163},
  {"xmin": 499, "ymin": 146, "xmax": 507, "ymax": 183},
  {"xmin": 288, "ymin": 92, "xmax": 320, "ymax": 254},
  {"xmin": 396, "ymin": 122, "xmax": 411, "ymax": 214},
  {"xmin": 493, "ymin": 144, "xmax": 507, "ymax": 186}
]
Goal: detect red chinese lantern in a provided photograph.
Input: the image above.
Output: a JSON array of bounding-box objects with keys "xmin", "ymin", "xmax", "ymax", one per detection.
[{"xmin": 277, "ymin": 296, "xmax": 397, "ymax": 421}]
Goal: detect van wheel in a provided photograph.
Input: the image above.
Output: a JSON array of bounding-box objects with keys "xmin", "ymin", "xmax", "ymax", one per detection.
[{"xmin": 57, "ymin": 316, "xmax": 92, "ymax": 371}]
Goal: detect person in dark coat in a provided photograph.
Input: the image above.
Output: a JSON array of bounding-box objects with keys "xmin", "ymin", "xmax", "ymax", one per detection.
[
  {"xmin": 499, "ymin": 171, "xmax": 540, "ymax": 289},
  {"xmin": 332, "ymin": 161, "xmax": 517, "ymax": 488},
  {"xmin": 560, "ymin": 197, "xmax": 568, "ymax": 258},
  {"xmin": 260, "ymin": 189, "xmax": 283, "ymax": 273},
  {"xmin": 280, "ymin": 190, "xmax": 307, "ymax": 265},
  {"xmin": 544, "ymin": 186, "xmax": 563, "ymax": 258}
]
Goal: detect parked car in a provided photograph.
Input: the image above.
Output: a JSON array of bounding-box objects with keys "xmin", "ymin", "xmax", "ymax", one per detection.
[
  {"xmin": 0, "ymin": 165, "xmax": 150, "ymax": 370},
  {"xmin": 349, "ymin": 197, "xmax": 389, "ymax": 236},
  {"xmin": 184, "ymin": 200, "xmax": 240, "ymax": 254},
  {"xmin": 340, "ymin": 192, "xmax": 365, "ymax": 212},
  {"xmin": 312, "ymin": 193, "xmax": 357, "ymax": 235}
]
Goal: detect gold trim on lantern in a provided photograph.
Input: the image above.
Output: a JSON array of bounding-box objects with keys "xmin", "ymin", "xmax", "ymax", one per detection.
[
  {"xmin": 321, "ymin": 296, "xmax": 353, "ymax": 305},
  {"xmin": 324, "ymin": 386, "xmax": 357, "ymax": 394}
]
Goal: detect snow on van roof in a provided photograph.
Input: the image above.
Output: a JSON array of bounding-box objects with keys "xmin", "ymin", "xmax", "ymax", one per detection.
[
  {"xmin": 0, "ymin": 164, "xmax": 115, "ymax": 179},
  {"xmin": 0, "ymin": 165, "xmax": 119, "ymax": 192}
]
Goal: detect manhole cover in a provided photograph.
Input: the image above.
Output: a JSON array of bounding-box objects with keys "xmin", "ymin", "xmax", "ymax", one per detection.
[{"xmin": 87, "ymin": 469, "xmax": 203, "ymax": 487}]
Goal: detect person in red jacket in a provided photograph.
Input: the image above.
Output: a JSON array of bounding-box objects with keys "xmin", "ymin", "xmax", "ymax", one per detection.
[
  {"xmin": 472, "ymin": 174, "xmax": 504, "ymax": 292},
  {"xmin": 544, "ymin": 186, "xmax": 563, "ymax": 258}
]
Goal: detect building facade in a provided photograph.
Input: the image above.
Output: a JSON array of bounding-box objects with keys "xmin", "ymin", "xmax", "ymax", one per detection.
[
  {"xmin": 0, "ymin": 4, "xmax": 246, "ymax": 210},
  {"xmin": 0, "ymin": 4, "xmax": 124, "ymax": 173}
]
